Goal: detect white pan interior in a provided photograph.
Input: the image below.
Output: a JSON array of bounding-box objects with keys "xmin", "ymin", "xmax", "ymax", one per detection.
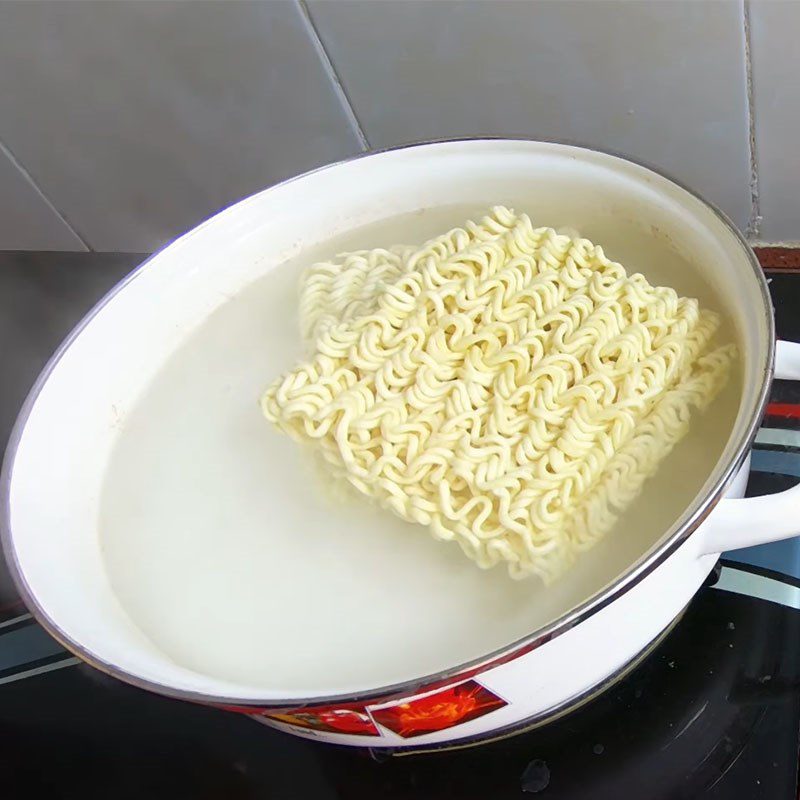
[{"xmin": 5, "ymin": 140, "xmax": 768, "ymax": 701}]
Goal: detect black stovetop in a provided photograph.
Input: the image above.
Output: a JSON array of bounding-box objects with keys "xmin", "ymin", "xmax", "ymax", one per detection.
[
  {"xmin": 1, "ymin": 255, "xmax": 800, "ymax": 799},
  {"xmin": 0, "ymin": 570, "xmax": 797, "ymax": 800}
]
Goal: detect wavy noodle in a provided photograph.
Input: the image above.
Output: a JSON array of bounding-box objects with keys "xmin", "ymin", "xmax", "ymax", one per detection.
[{"xmin": 262, "ymin": 207, "xmax": 736, "ymax": 583}]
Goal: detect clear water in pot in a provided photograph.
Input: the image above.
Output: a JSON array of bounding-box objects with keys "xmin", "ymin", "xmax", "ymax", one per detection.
[{"xmin": 99, "ymin": 205, "xmax": 742, "ymax": 693}]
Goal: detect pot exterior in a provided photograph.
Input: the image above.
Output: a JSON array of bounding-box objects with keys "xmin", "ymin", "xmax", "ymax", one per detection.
[
  {"xmin": 225, "ymin": 462, "xmax": 748, "ymax": 748},
  {"xmin": 235, "ymin": 542, "xmax": 715, "ymax": 748}
]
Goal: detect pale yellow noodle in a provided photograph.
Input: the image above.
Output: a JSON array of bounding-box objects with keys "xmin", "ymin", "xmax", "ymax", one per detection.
[{"xmin": 262, "ymin": 207, "xmax": 736, "ymax": 582}]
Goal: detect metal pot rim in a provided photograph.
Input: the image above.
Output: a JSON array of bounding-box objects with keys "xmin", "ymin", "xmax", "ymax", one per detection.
[{"xmin": 0, "ymin": 136, "xmax": 774, "ymax": 710}]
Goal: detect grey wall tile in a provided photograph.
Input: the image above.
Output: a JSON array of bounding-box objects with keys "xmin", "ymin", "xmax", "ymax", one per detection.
[
  {"xmin": 0, "ymin": 0, "xmax": 362, "ymax": 252},
  {"xmin": 0, "ymin": 145, "xmax": 85, "ymax": 250},
  {"xmin": 309, "ymin": 0, "xmax": 752, "ymax": 230},
  {"xmin": 749, "ymin": 0, "xmax": 800, "ymax": 242}
]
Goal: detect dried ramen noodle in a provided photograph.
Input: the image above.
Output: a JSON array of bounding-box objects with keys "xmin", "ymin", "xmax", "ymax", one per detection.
[{"xmin": 261, "ymin": 207, "xmax": 736, "ymax": 583}]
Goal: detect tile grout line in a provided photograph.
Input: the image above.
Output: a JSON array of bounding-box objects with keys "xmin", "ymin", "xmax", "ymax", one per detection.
[
  {"xmin": 0, "ymin": 135, "xmax": 93, "ymax": 251},
  {"xmin": 296, "ymin": 0, "xmax": 370, "ymax": 151},
  {"xmin": 743, "ymin": 0, "xmax": 762, "ymax": 240}
]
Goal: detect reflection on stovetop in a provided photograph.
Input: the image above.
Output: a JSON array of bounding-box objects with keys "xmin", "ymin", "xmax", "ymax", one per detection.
[{"xmin": 1, "ymin": 568, "xmax": 798, "ymax": 800}]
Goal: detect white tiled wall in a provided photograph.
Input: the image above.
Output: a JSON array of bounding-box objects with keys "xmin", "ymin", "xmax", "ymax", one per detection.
[
  {"xmin": 749, "ymin": 0, "xmax": 800, "ymax": 243},
  {"xmin": 309, "ymin": 0, "xmax": 751, "ymax": 229},
  {"xmin": 0, "ymin": 0, "xmax": 791, "ymax": 251},
  {"xmin": 0, "ymin": 0, "xmax": 362, "ymax": 251}
]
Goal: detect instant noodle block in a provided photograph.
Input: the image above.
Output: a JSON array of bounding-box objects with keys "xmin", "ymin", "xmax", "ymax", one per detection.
[{"xmin": 262, "ymin": 207, "xmax": 735, "ymax": 583}]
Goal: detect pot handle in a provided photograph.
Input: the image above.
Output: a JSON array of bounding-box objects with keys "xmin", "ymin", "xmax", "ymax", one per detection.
[{"xmin": 700, "ymin": 340, "xmax": 800, "ymax": 556}]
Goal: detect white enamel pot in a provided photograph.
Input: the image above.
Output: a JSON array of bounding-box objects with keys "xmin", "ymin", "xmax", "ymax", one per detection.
[{"xmin": 3, "ymin": 139, "xmax": 800, "ymax": 751}]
